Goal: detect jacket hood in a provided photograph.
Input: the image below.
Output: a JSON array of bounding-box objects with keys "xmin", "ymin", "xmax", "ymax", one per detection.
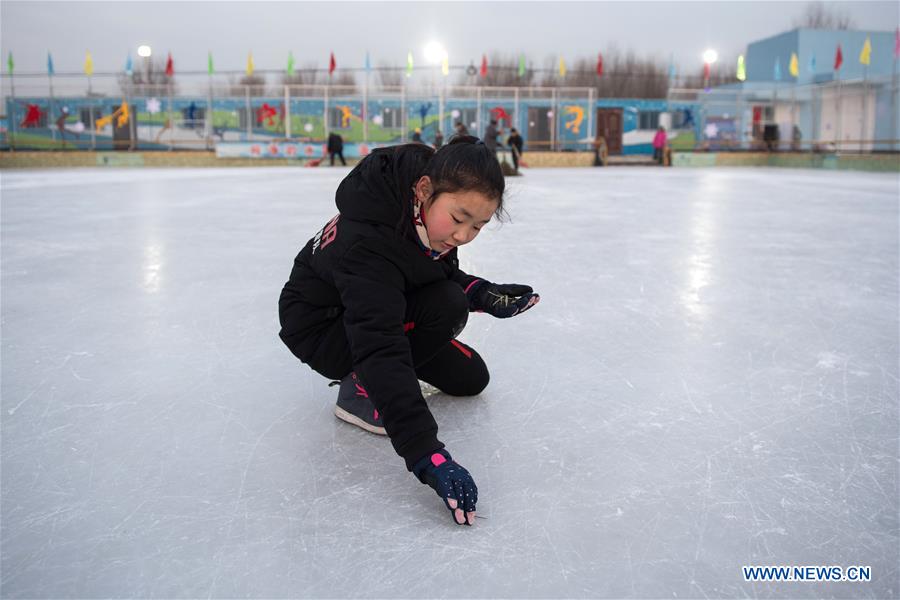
[{"xmin": 335, "ymin": 144, "xmax": 434, "ymax": 229}]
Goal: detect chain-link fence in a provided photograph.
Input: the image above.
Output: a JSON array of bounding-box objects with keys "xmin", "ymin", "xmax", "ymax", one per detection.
[
  {"xmin": 3, "ymin": 71, "xmax": 897, "ymax": 153},
  {"xmin": 2, "ymin": 72, "xmax": 596, "ymax": 152}
]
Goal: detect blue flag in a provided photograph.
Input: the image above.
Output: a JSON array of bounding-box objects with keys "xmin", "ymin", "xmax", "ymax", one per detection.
[
  {"xmin": 125, "ymin": 54, "xmax": 133, "ymax": 76},
  {"xmin": 668, "ymin": 54, "xmax": 676, "ymax": 79},
  {"xmin": 47, "ymin": 52, "xmax": 54, "ymax": 76},
  {"xmin": 365, "ymin": 51, "xmax": 371, "ymax": 73},
  {"xmin": 774, "ymin": 57, "xmax": 782, "ymax": 81}
]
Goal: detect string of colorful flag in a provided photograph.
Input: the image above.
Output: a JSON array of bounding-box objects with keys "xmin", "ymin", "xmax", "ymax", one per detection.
[
  {"xmin": 734, "ymin": 34, "xmax": 896, "ymax": 82},
  {"xmin": 8, "ymin": 31, "xmax": 900, "ymax": 81}
]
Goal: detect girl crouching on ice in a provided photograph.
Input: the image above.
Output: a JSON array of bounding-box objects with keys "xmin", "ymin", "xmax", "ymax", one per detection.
[{"xmin": 279, "ymin": 136, "xmax": 539, "ymax": 526}]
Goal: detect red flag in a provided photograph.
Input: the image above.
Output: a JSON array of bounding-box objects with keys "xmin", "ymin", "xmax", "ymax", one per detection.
[
  {"xmin": 703, "ymin": 62, "xmax": 710, "ymax": 80},
  {"xmin": 596, "ymin": 52, "xmax": 603, "ymax": 77},
  {"xmin": 833, "ymin": 44, "xmax": 843, "ymax": 71},
  {"xmin": 480, "ymin": 54, "xmax": 487, "ymax": 77},
  {"xmin": 165, "ymin": 52, "xmax": 174, "ymax": 77},
  {"xmin": 329, "ymin": 52, "xmax": 336, "ymax": 75}
]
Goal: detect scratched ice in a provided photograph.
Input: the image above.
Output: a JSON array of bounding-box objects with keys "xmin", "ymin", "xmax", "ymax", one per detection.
[{"xmin": 2, "ymin": 166, "xmax": 897, "ymax": 598}]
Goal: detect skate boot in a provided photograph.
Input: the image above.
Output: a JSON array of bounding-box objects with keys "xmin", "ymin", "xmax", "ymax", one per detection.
[{"xmin": 331, "ymin": 372, "xmax": 386, "ymax": 435}]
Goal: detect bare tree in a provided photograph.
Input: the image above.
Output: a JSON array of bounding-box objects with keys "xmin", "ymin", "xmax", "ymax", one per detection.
[
  {"xmin": 281, "ymin": 62, "xmax": 323, "ymax": 86},
  {"xmin": 118, "ymin": 57, "xmax": 176, "ymax": 96},
  {"xmin": 793, "ymin": 1, "xmax": 855, "ymax": 29},
  {"xmin": 236, "ymin": 74, "xmax": 266, "ymax": 96},
  {"xmin": 375, "ymin": 61, "xmax": 404, "ymax": 89},
  {"xmin": 677, "ymin": 55, "xmax": 740, "ymax": 90},
  {"xmin": 454, "ymin": 53, "xmax": 537, "ymax": 87},
  {"xmin": 539, "ymin": 48, "xmax": 669, "ymax": 98},
  {"xmin": 329, "ymin": 71, "xmax": 358, "ymax": 93}
]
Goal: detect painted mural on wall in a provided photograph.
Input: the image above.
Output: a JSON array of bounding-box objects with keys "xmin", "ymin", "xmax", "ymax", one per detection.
[{"xmin": 4, "ymin": 93, "xmax": 703, "ymax": 154}]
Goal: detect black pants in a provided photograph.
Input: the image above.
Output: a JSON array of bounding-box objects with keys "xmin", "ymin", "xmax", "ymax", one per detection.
[
  {"xmin": 330, "ymin": 151, "xmax": 346, "ymax": 166},
  {"xmin": 511, "ymin": 147, "xmax": 520, "ymax": 171},
  {"xmin": 304, "ymin": 280, "xmax": 489, "ymax": 397}
]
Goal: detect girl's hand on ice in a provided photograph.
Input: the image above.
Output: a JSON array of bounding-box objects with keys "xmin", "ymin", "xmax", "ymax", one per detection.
[
  {"xmin": 467, "ymin": 280, "xmax": 540, "ymax": 318},
  {"xmin": 413, "ymin": 450, "xmax": 478, "ymax": 526}
]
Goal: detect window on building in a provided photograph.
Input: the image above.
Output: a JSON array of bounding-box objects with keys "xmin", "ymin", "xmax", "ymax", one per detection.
[
  {"xmin": 638, "ymin": 111, "xmax": 660, "ymax": 130},
  {"xmin": 381, "ymin": 107, "xmax": 401, "ymax": 128},
  {"xmin": 79, "ymin": 107, "xmax": 103, "ymax": 127},
  {"xmin": 670, "ymin": 109, "xmax": 696, "ymax": 130}
]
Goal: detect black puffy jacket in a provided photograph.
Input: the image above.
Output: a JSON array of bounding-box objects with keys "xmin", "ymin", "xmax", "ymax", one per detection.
[{"xmin": 279, "ymin": 144, "xmax": 481, "ymax": 470}]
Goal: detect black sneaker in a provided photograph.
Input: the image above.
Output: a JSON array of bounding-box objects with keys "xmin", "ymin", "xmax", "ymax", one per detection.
[{"xmin": 331, "ymin": 372, "xmax": 386, "ymax": 435}]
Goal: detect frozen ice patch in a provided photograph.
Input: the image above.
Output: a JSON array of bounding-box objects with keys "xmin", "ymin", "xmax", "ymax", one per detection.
[{"xmin": 815, "ymin": 351, "xmax": 843, "ymax": 370}]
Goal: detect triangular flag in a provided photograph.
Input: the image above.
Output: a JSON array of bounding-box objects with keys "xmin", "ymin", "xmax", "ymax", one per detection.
[
  {"xmin": 329, "ymin": 52, "xmax": 336, "ymax": 75},
  {"xmin": 208, "ymin": 51, "xmax": 214, "ymax": 75},
  {"xmin": 364, "ymin": 51, "xmax": 371, "ymax": 74},
  {"xmin": 736, "ymin": 55, "xmax": 746, "ymax": 81},
  {"xmin": 773, "ymin": 57, "xmax": 781, "ymax": 81},
  {"xmin": 406, "ymin": 51, "xmax": 413, "ymax": 77},
  {"xmin": 246, "ymin": 52, "xmax": 254, "ymax": 76},
  {"xmin": 7, "ymin": 51, "xmax": 13, "ymax": 74},
  {"xmin": 859, "ymin": 36, "xmax": 871, "ymax": 66},
  {"xmin": 47, "ymin": 52, "xmax": 55, "ymax": 76},
  {"xmin": 518, "ymin": 54, "xmax": 526, "ymax": 77},
  {"xmin": 286, "ymin": 51, "xmax": 294, "ymax": 75},
  {"xmin": 559, "ymin": 56, "xmax": 566, "ymax": 77},
  {"xmin": 667, "ymin": 54, "xmax": 675, "ymax": 79},
  {"xmin": 165, "ymin": 52, "xmax": 174, "ymax": 77},
  {"xmin": 808, "ymin": 54, "xmax": 816, "ymax": 74},
  {"xmin": 125, "ymin": 54, "xmax": 132, "ymax": 76},
  {"xmin": 789, "ymin": 53, "xmax": 799, "ymax": 77},
  {"xmin": 441, "ymin": 54, "xmax": 449, "ymax": 76},
  {"xmin": 834, "ymin": 44, "xmax": 843, "ymax": 71},
  {"xmin": 895, "ymin": 27, "xmax": 900, "ymax": 59},
  {"xmin": 84, "ymin": 51, "xmax": 93, "ymax": 76},
  {"xmin": 597, "ymin": 53, "xmax": 605, "ymax": 77},
  {"xmin": 480, "ymin": 54, "xmax": 487, "ymax": 77}
]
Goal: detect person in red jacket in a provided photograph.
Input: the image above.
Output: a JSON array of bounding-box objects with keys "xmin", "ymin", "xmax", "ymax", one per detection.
[
  {"xmin": 652, "ymin": 126, "xmax": 668, "ymax": 164},
  {"xmin": 279, "ymin": 136, "xmax": 539, "ymax": 526}
]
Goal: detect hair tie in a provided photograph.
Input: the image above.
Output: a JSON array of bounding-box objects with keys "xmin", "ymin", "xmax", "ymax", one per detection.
[{"xmin": 475, "ymin": 139, "xmax": 485, "ymax": 146}]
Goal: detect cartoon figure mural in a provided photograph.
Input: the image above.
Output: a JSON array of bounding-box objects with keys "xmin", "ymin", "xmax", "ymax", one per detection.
[
  {"xmin": 489, "ymin": 106, "xmax": 512, "ymax": 128},
  {"xmin": 257, "ymin": 103, "xmax": 278, "ymax": 127},
  {"xmin": 563, "ymin": 106, "xmax": 584, "ymax": 135},
  {"xmin": 20, "ymin": 104, "xmax": 44, "ymax": 128},
  {"xmin": 336, "ymin": 105, "xmax": 361, "ymax": 129},
  {"xmin": 56, "ymin": 107, "xmax": 71, "ymax": 140},
  {"xmin": 95, "ymin": 101, "xmax": 130, "ymax": 130}
]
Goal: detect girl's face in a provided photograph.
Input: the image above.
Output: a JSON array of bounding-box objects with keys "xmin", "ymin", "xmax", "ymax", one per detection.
[{"xmin": 415, "ymin": 176, "xmax": 498, "ymax": 252}]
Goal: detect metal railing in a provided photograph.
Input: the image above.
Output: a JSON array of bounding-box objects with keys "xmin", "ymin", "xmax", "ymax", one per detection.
[{"xmin": 2, "ymin": 70, "xmax": 897, "ymax": 154}]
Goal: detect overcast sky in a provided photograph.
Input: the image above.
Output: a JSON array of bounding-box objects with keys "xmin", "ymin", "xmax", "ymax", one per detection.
[{"xmin": 2, "ymin": 0, "xmax": 898, "ymax": 76}]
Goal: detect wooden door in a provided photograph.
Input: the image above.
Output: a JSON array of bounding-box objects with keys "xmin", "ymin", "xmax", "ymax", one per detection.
[{"xmin": 596, "ymin": 108, "xmax": 623, "ymax": 154}]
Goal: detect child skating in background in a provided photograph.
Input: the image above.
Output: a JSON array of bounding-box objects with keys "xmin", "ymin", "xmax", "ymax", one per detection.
[{"xmin": 278, "ymin": 136, "xmax": 539, "ymax": 526}]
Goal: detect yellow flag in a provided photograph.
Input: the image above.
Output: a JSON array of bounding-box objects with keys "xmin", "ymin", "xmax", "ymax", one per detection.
[
  {"xmin": 736, "ymin": 55, "xmax": 746, "ymax": 81},
  {"xmin": 441, "ymin": 54, "xmax": 449, "ymax": 76},
  {"xmin": 789, "ymin": 52, "xmax": 799, "ymax": 77},
  {"xmin": 84, "ymin": 51, "xmax": 93, "ymax": 76},
  {"xmin": 559, "ymin": 56, "xmax": 566, "ymax": 77},
  {"xmin": 246, "ymin": 52, "xmax": 254, "ymax": 76},
  {"xmin": 859, "ymin": 36, "xmax": 872, "ymax": 65}
]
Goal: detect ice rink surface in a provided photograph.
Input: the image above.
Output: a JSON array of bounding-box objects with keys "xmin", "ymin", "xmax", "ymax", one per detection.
[{"xmin": 2, "ymin": 165, "xmax": 898, "ymax": 598}]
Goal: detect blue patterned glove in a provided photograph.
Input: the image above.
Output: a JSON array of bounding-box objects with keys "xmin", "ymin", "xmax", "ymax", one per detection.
[
  {"xmin": 466, "ymin": 279, "xmax": 540, "ymax": 318},
  {"xmin": 412, "ymin": 450, "xmax": 478, "ymax": 526}
]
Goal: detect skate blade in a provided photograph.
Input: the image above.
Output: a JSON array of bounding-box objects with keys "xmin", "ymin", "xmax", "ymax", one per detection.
[{"xmin": 334, "ymin": 405, "xmax": 387, "ymax": 435}]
